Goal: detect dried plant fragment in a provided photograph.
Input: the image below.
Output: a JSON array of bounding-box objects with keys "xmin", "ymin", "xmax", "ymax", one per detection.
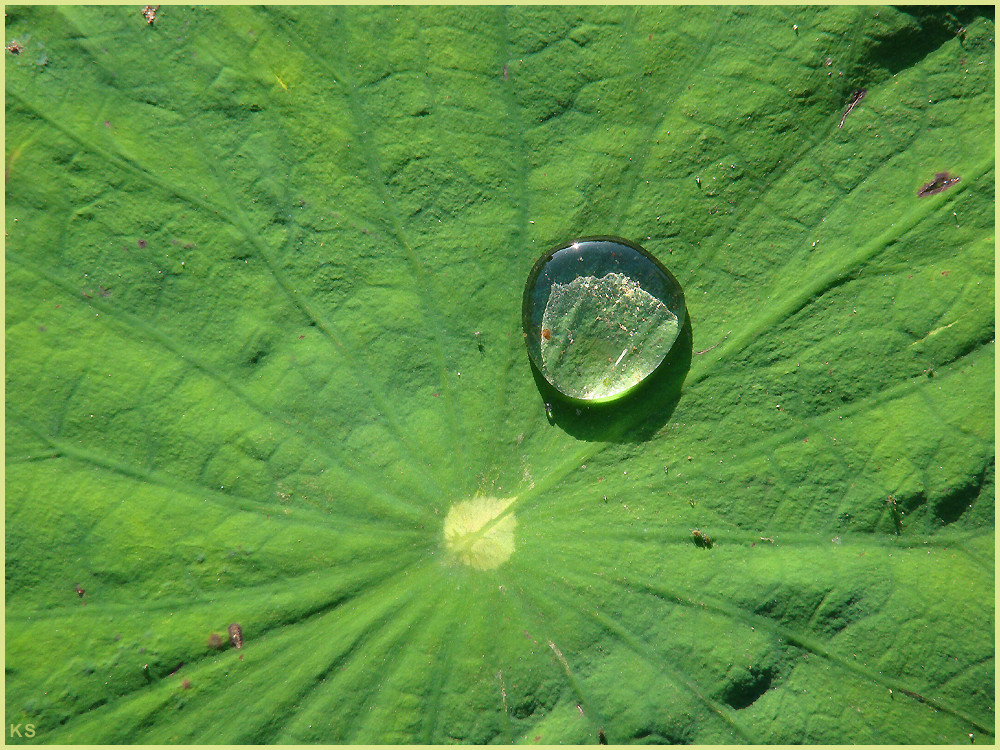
[
  {"xmin": 918, "ymin": 172, "xmax": 961, "ymax": 197},
  {"xmin": 228, "ymin": 622, "xmax": 243, "ymax": 649},
  {"xmin": 838, "ymin": 89, "xmax": 866, "ymax": 128},
  {"xmin": 691, "ymin": 528, "xmax": 714, "ymax": 549}
]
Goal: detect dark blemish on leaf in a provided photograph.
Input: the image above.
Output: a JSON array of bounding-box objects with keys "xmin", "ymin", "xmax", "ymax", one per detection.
[
  {"xmin": 181, "ymin": 678, "xmax": 192, "ymax": 690},
  {"xmin": 168, "ymin": 661, "xmax": 184, "ymax": 676},
  {"xmin": 599, "ymin": 729, "xmax": 608, "ymax": 744},
  {"xmin": 74, "ymin": 583, "xmax": 85, "ymax": 598},
  {"xmin": 918, "ymin": 172, "xmax": 961, "ymax": 197},
  {"xmin": 7, "ymin": 39, "xmax": 24, "ymax": 55},
  {"xmin": 691, "ymin": 528, "xmax": 714, "ymax": 549},
  {"xmin": 137, "ymin": 238, "xmax": 147, "ymax": 249},
  {"xmin": 886, "ymin": 494, "xmax": 903, "ymax": 535},
  {"xmin": 838, "ymin": 88, "xmax": 866, "ymax": 128},
  {"xmin": 206, "ymin": 632, "xmax": 224, "ymax": 650},
  {"xmin": 228, "ymin": 622, "xmax": 243, "ymax": 649}
]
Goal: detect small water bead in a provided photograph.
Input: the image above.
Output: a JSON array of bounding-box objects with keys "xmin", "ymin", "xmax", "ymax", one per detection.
[{"xmin": 522, "ymin": 237, "xmax": 686, "ymax": 402}]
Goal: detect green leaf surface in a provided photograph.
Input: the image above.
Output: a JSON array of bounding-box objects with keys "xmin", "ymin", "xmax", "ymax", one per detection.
[{"xmin": 5, "ymin": 5, "xmax": 994, "ymax": 744}]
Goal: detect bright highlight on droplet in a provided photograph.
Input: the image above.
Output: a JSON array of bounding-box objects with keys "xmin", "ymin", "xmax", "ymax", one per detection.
[
  {"xmin": 443, "ymin": 497, "xmax": 517, "ymax": 570},
  {"xmin": 522, "ymin": 236, "xmax": 686, "ymax": 403}
]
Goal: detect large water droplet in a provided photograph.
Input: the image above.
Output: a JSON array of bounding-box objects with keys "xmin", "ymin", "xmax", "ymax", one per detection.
[{"xmin": 522, "ymin": 237, "xmax": 686, "ymax": 403}]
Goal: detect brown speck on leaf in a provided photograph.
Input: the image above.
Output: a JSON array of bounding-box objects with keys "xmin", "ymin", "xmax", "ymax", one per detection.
[
  {"xmin": 206, "ymin": 632, "xmax": 224, "ymax": 650},
  {"xmin": 228, "ymin": 622, "xmax": 243, "ymax": 649},
  {"xmin": 74, "ymin": 583, "xmax": 86, "ymax": 598},
  {"xmin": 181, "ymin": 678, "xmax": 192, "ymax": 690},
  {"xmin": 137, "ymin": 238, "xmax": 147, "ymax": 249}
]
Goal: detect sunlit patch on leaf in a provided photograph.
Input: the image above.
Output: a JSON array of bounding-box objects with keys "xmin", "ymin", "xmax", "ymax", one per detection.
[{"xmin": 444, "ymin": 497, "xmax": 517, "ymax": 570}]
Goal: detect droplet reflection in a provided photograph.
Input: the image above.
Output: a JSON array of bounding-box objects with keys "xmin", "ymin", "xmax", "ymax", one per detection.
[{"xmin": 522, "ymin": 237, "xmax": 686, "ymax": 402}]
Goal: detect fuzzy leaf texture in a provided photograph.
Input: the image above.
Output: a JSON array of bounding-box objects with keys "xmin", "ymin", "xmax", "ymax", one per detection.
[{"xmin": 5, "ymin": 6, "xmax": 994, "ymax": 744}]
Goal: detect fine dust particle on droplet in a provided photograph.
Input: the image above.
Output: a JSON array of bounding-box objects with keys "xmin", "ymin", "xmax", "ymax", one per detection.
[{"xmin": 443, "ymin": 497, "xmax": 517, "ymax": 570}]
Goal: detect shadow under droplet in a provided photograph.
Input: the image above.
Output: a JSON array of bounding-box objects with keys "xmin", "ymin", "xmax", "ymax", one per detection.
[{"xmin": 528, "ymin": 312, "xmax": 692, "ymax": 443}]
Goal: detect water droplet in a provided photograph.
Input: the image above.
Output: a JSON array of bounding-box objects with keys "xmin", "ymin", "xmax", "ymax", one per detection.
[{"xmin": 522, "ymin": 236, "xmax": 685, "ymax": 402}]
